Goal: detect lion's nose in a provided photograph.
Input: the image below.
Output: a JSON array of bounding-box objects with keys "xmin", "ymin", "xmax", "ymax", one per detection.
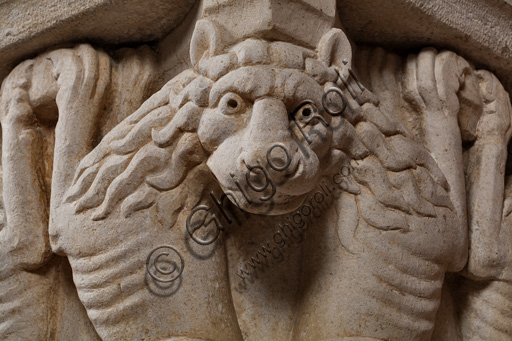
[
  {"xmin": 241, "ymin": 97, "xmax": 298, "ymax": 169},
  {"xmin": 250, "ymin": 97, "xmax": 292, "ymax": 141}
]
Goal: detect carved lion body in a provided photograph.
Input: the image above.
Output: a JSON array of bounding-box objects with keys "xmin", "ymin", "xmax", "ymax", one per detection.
[
  {"xmin": 0, "ymin": 18, "xmax": 479, "ymax": 341},
  {"xmin": 42, "ymin": 20, "xmax": 469, "ymax": 340}
]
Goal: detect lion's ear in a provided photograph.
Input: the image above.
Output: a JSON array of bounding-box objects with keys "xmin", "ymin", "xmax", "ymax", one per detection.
[
  {"xmin": 190, "ymin": 19, "xmax": 225, "ymax": 68},
  {"xmin": 317, "ymin": 28, "xmax": 353, "ymax": 71}
]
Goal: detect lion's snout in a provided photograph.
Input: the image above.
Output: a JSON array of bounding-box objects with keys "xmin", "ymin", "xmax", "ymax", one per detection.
[{"xmin": 238, "ymin": 97, "xmax": 321, "ymax": 194}]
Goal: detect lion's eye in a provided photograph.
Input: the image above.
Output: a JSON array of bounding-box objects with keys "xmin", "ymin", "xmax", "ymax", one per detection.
[
  {"xmin": 292, "ymin": 102, "xmax": 321, "ymax": 125},
  {"xmin": 219, "ymin": 92, "xmax": 245, "ymax": 115}
]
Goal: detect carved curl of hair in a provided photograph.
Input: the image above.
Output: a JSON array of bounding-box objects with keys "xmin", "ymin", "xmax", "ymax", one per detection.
[{"xmin": 64, "ymin": 70, "xmax": 212, "ymax": 220}]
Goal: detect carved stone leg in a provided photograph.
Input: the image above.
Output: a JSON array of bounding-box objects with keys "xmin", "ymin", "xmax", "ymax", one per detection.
[
  {"xmin": 458, "ymin": 70, "xmax": 512, "ymax": 339},
  {"xmin": 0, "ymin": 59, "xmax": 55, "ymax": 340}
]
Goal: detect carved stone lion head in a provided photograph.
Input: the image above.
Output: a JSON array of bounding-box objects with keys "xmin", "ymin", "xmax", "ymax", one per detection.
[
  {"xmin": 64, "ymin": 19, "xmax": 365, "ymax": 219},
  {"xmin": 64, "ymin": 19, "xmax": 452, "ymax": 250},
  {"xmin": 191, "ymin": 20, "xmax": 357, "ymax": 215}
]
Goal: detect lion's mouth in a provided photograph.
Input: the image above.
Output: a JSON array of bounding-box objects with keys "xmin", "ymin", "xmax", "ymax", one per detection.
[{"xmin": 237, "ymin": 150, "xmax": 318, "ymax": 198}]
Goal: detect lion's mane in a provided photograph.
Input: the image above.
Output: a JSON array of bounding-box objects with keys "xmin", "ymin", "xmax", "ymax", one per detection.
[{"xmin": 65, "ymin": 37, "xmax": 454, "ymax": 236}]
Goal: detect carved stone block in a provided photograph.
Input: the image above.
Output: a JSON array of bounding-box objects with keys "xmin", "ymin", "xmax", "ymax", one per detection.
[{"xmin": 1, "ymin": 0, "xmax": 512, "ymax": 340}]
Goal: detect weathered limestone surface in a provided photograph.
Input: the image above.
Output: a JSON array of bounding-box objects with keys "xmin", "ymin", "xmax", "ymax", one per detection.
[
  {"xmin": 338, "ymin": 0, "xmax": 512, "ymax": 92},
  {"xmin": 0, "ymin": 0, "xmax": 196, "ymax": 80},
  {"xmin": 0, "ymin": 0, "xmax": 512, "ymax": 340},
  {"xmin": 2, "ymin": 0, "xmax": 512, "ymax": 93}
]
